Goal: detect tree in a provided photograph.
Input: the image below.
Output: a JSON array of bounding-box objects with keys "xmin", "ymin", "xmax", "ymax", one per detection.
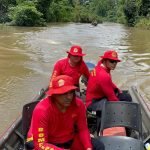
[
  {"xmin": 124, "ymin": 0, "xmax": 138, "ymax": 26},
  {"xmin": 140, "ymin": 0, "xmax": 150, "ymax": 16},
  {"xmin": 34, "ymin": 0, "xmax": 53, "ymax": 21},
  {"xmin": 9, "ymin": 1, "xmax": 45, "ymax": 26},
  {"xmin": 48, "ymin": 0, "xmax": 73, "ymax": 22},
  {"xmin": 0, "ymin": 0, "xmax": 15, "ymax": 22}
]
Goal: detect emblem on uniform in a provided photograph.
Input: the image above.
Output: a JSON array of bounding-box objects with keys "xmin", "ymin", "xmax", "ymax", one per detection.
[
  {"xmin": 73, "ymin": 48, "xmax": 78, "ymax": 53},
  {"xmin": 58, "ymin": 79, "xmax": 65, "ymax": 87},
  {"xmin": 112, "ymin": 51, "xmax": 117, "ymax": 58}
]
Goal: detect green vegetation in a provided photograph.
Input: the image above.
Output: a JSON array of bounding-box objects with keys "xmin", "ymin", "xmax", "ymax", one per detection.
[
  {"xmin": 9, "ymin": 1, "xmax": 46, "ymax": 26},
  {"xmin": 135, "ymin": 17, "xmax": 150, "ymax": 29},
  {"xmin": 0, "ymin": 0, "xmax": 149, "ymax": 29}
]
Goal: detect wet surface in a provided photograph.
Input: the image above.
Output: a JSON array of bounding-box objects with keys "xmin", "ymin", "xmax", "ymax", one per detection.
[{"xmin": 0, "ymin": 23, "xmax": 149, "ymax": 135}]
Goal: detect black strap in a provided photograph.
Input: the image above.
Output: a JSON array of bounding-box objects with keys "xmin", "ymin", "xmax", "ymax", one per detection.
[{"xmin": 53, "ymin": 139, "xmax": 73, "ymax": 149}]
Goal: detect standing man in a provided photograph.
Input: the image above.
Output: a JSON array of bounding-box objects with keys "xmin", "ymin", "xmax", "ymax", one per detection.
[
  {"xmin": 49, "ymin": 45, "xmax": 90, "ymax": 88},
  {"xmin": 28, "ymin": 75, "xmax": 104, "ymax": 150},
  {"xmin": 86, "ymin": 50, "xmax": 132, "ymax": 110}
]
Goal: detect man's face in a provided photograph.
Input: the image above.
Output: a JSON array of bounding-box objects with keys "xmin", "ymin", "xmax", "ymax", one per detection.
[
  {"xmin": 105, "ymin": 59, "xmax": 118, "ymax": 70},
  {"xmin": 54, "ymin": 90, "xmax": 74, "ymax": 109},
  {"xmin": 69, "ymin": 55, "xmax": 82, "ymax": 64}
]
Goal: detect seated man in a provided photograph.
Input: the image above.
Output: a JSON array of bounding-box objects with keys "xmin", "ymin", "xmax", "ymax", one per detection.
[
  {"xmin": 49, "ymin": 45, "xmax": 90, "ymax": 88},
  {"xmin": 27, "ymin": 75, "xmax": 104, "ymax": 150},
  {"xmin": 86, "ymin": 50, "xmax": 132, "ymax": 111}
]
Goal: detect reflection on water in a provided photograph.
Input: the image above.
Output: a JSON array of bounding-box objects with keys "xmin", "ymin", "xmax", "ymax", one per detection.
[{"xmin": 0, "ymin": 23, "xmax": 150, "ymax": 135}]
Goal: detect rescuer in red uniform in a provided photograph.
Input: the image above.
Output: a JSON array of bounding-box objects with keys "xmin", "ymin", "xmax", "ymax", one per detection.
[
  {"xmin": 49, "ymin": 45, "xmax": 90, "ymax": 88},
  {"xmin": 86, "ymin": 50, "xmax": 132, "ymax": 111},
  {"xmin": 27, "ymin": 75, "xmax": 104, "ymax": 150}
]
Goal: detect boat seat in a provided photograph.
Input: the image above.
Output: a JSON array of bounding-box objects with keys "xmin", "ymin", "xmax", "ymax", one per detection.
[
  {"xmin": 99, "ymin": 101, "xmax": 143, "ymax": 140},
  {"xmin": 87, "ymin": 98, "xmax": 107, "ymax": 135},
  {"xmin": 22, "ymin": 101, "xmax": 40, "ymax": 149},
  {"xmin": 22, "ymin": 101, "xmax": 39, "ymax": 138},
  {"xmin": 96, "ymin": 136, "xmax": 145, "ymax": 150}
]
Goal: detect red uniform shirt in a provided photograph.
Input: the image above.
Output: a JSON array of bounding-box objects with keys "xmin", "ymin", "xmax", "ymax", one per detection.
[
  {"xmin": 50, "ymin": 58, "xmax": 90, "ymax": 86},
  {"xmin": 29, "ymin": 96, "xmax": 92, "ymax": 150},
  {"xmin": 86, "ymin": 64, "xmax": 119, "ymax": 107}
]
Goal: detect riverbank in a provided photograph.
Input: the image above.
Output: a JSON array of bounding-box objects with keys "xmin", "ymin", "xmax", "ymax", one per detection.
[
  {"xmin": 135, "ymin": 18, "xmax": 150, "ymax": 30},
  {"xmin": 1, "ymin": 18, "xmax": 150, "ymax": 30}
]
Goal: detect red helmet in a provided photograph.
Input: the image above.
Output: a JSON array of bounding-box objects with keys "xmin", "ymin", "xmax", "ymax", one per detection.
[
  {"xmin": 67, "ymin": 45, "xmax": 86, "ymax": 56},
  {"xmin": 100, "ymin": 50, "xmax": 121, "ymax": 62},
  {"xmin": 47, "ymin": 75, "xmax": 77, "ymax": 96}
]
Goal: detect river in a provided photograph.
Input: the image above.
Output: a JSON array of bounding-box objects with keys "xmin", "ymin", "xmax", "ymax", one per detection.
[{"xmin": 0, "ymin": 22, "xmax": 149, "ymax": 135}]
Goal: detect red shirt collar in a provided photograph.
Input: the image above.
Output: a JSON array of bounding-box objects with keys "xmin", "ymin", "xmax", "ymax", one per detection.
[{"xmin": 97, "ymin": 60, "xmax": 110, "ymax": 73}]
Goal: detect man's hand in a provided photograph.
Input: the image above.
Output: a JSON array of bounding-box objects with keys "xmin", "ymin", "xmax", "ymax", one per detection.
[
  {"xmin": 90, "ymin": 134, "xmax": 94, "ymax": 138},
  {"xmin": 86, "ymin": 148, "xmax": 92, "ymax": 150}
]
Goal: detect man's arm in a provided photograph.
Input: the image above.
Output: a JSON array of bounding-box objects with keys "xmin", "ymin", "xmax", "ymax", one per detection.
[
  {"xmin": 112, "ymin": 82, "xmax": 122, "ymax": 96},
  {"xmin": 76, "ymin": 101, "xmax": 92, "ymax": 149},
  {"xmin": 32, "ymin": 107, "xmax": 63, "ymax": 150},
  {"xmin": 82, "ymin": 62, "xmax": 90, "ymax": 80},
  {"xmin": 100, "ymin": 74, "xmax": 119, "ymax": 101}
]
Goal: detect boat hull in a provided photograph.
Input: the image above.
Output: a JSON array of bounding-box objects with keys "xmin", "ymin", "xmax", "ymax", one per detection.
[{"xmin": 0, "ymin": 86, "xmax": 149, "ymax": 149}]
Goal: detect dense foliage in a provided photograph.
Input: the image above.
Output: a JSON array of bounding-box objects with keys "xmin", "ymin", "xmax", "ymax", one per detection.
[
  {"xmin": 0, "ymin": 0, "xmax": 149, "ymax": 28},
  {"xmin": 9, "ymin": 1, "xmax": 46, "ymax": 26}
]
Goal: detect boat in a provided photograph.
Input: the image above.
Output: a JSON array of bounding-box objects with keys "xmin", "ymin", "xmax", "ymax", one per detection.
[
  {"xmin": 0, "ymin": 63, "xmax": 149, "ymax": 150},
  {"xmin": 91, "ymin": 20, "xmax": 98, "ymax": 26},
  {"xmin": 0, "ymin": 87, "xmax": 149, "ymax": 150}
]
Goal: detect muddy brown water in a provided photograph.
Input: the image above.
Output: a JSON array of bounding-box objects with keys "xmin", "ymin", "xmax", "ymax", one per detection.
[{"xmin": 0, "ymin": 22, "xmax": 149, "ymax": 135}]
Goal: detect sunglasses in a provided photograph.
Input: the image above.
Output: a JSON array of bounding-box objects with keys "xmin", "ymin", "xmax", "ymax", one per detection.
[{"xmin": 108, "ymin": 60, "xmax": 118, "ymax": 64}]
